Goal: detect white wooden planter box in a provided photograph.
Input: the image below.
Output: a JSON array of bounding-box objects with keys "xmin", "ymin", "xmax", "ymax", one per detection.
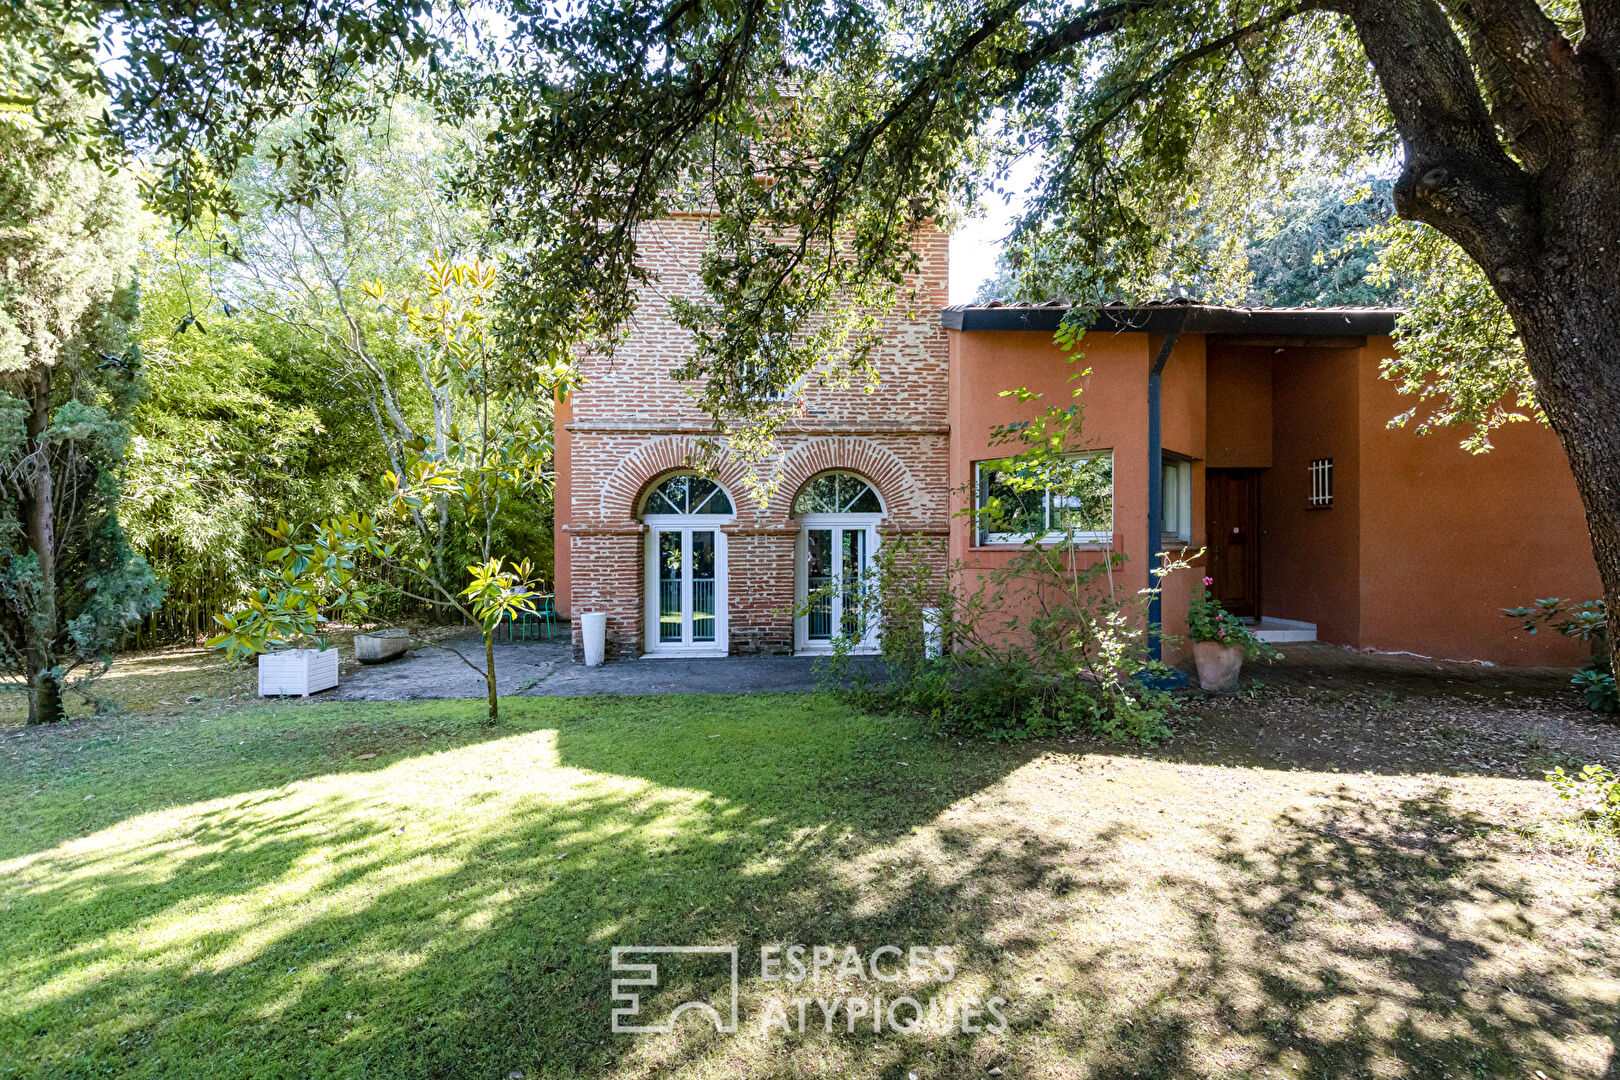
[{"xmin": 258, "ymin": 647, "xmax": 340, "ymax": 697}]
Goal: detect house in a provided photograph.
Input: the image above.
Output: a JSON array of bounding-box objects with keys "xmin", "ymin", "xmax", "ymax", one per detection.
[
  {"xmin": 553, "ymin": 217, "xmax": 952, "ymax": 659},
  {"xmin": 553, "ymin": 231, "xmax": 1601, "ymax": 667},
  {"xmin": 947, "ymin": 300, "xmax": 1600, "ymax": 667}
]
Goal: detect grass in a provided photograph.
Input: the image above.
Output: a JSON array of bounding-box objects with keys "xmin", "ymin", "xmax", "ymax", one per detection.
[
  {"xmin": 0, "ymin": 644, "xmax": 258, "ymax": 721},
  {"xmin": 0, "ymin": 624, "xmax": 468, "ymax": 721},
  {"xmin": 2, "ymin": 691, "xmax": 1618, "ymax": 1079}
]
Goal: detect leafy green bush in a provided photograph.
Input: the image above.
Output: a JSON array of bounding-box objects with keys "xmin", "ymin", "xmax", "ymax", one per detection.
[
  {"xmin": 1546, "ymin": 764, "xmax": 1620, "ymax": 829},
  {"xmin": 1502, "ymin": 597, "xmax": 1613, "ymax": 714},
  {"xmin": 841, "ymin": 646, "xmax": 1106, "ymax": 742},
  {"xmin": 1571, "ymin": 669, "xmax": 1619, "ymax": 714},
  {"xmin": 1502, "ymin": 597, "xmax": 1609, "ymax": 659},
  {"xmin": 813, "ymin": 378, "xmax": 1187, "ymax": 747},
  {"xmin": 818, "ymin": 536, "xmax": 1182, "ymax": 745}
]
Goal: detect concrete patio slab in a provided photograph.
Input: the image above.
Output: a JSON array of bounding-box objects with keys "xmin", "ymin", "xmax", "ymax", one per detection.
[
  {"xmin": 329, "ymin": 631, "xmax": 1575, "ymax": 705},
  {"xmin": 331, "ymin": 636, "xmax": 567, "ymax": 701},
  {"xmin": 330, "ymin": 632, "xmax": 881, "ymax": 701}
]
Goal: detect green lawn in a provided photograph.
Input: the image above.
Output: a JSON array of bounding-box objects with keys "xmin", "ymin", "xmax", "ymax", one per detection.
[{"xmin": 1, "ymin": 693, "xmax": 1616, "ymax": 1079}]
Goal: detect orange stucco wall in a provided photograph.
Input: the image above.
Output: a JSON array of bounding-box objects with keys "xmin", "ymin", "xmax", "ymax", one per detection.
[
  {"xmin": 1157, "ymin": 335, "xmax": 1208, "ymax": 658},
  {"xmin": 949, "ymin": 328, "xmax": 1145, "ymax": 582},
  {"xmin": 1260, "ymin": 344, "xmax": 1364, "ymax": 647},
  {"xmin": 1205, "ymin": 348, "xmax": 1273, "ymax": 468},
  {"xmin": 948, "ymin": 329, "xmax": 1212, "ymax": 661},
  {"xmin": 947, "ymin": 328, "xmax": 1600, "ymax": 667},
  {"xmin": 1252, "ymin": 336, "xmax": 1598, "ymax": 665},
  {"xmin": 1352, "ymin": 339, "xmax": 1598, "ymax": 665}
]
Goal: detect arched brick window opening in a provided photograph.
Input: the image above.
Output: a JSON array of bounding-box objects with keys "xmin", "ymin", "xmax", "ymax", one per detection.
[{"xmin": 790, "ymin": 471, "xmax": 885, "ymax": 516}]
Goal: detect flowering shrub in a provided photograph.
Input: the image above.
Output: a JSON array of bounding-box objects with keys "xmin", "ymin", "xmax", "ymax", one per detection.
[{"xmin": 1186, "ymin": 577, "xmax": 1278, "ymax": 662}]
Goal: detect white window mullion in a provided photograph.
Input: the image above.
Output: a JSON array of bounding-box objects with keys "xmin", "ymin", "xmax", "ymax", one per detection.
[
  {"xmin": 834, "ymin": 525, "xmax": 855, "ymax": 645},
  {"xmin": 680, "ymin": 530, "xmax": 693, "ymax": 644}
]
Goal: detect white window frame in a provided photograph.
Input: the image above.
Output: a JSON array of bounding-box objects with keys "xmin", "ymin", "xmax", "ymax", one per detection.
[
  {"xmin": 641, "ymin": 474, "xmax": 736, "ymax": 658},
  {"xmin": 793, "ymin": 514, "xmax": 883, "ymax": 655},
  {"xmin": 1161, "ymin": 456, "xmax": 1193, "ymax": 546},
  {"xmin": 973, "ymin": 452, "xmax": 1114, "ymax": 547}
]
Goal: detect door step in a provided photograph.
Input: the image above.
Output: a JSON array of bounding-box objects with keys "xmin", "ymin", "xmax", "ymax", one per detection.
[{"xmin": 1245, "ymin": 616, "xmax": 1317, "ymax": 643}]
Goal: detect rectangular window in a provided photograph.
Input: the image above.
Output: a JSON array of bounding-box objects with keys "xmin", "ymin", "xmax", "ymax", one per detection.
[
  {"xmin": 739, "ymin": 356, "xmax": 803, "ymax": 403},
  {"xmin": 1309, "ymin": 457, "xmax": 1334, "ymax": 507},
  {"xmin": 975, "ymin": 452, "xmax": 1114, "ymax": 545},
  {"xmin": 1162, "ymin": 457, "xmax": 1193, "ymax": 545}
]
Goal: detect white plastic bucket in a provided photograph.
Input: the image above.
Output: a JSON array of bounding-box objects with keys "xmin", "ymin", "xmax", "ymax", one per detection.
[{"xmin": 581, "ymin": 612, "xmax": 608, "ymax": 667}]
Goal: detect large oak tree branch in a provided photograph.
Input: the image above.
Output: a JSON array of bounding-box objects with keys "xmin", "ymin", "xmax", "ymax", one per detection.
[
  {"xmin": 1579, "ymin": 0, "xmax": 1620, "ymax": 67},
  {"xmin": 1443, "ymin": 3, "xmax": 1553, "ymax": 170},
  {"xmin": 1341, "ymin": 0, "xmax": 1532, "ymax": 266},
  {"xmin": 1443, "ymin": 0, "xmax": 1605, "ymax": 149}
]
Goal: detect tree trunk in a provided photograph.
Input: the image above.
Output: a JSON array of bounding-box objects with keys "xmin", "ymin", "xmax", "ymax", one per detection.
[
  {"xmin": 21, "ymin": 367, "xmax": 61, "ymax": 725},
  {"xmin": 484, "ymin": 630, "xmax": 499, "ymax": 721},
  {"xmin": 1340, "ymin": 0, "xmax": 1620, "ymax": 690},
  {"xmin": 32, "ymin": 670, "xmax": 62, "ymax": 726},
  {"xmin": 1501, "ymin": 271, "xmax": 1620, "ymax": 690}
]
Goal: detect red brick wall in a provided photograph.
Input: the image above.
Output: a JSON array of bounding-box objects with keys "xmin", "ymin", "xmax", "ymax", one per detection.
[{"xmin": 556, "ymin": 215, "xmax": 951, "ymax": 656}]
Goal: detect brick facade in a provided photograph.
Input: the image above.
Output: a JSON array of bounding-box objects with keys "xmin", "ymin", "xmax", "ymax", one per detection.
[{"xmin": 555, "ymin": 215, "xmax": 951, "ymax": 658}]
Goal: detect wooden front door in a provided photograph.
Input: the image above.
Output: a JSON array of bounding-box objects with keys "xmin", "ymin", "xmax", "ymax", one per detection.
[{"xmin": 1207, "ymin": 469, "xmax": 1260, "ymax": 618}]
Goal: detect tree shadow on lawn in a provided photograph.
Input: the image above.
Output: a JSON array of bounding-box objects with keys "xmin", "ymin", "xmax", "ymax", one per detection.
[
  {"xmin": 1150, "ymin": 681, "xmax": 1620, "ymax": 781},
  {"xmin": 1041, "ymin": 787, "xmax": 1620, "ymax": 1080},
  {"xmin": 0, "ymin": 697, "xmax": 1048, "ymax": 1077},
  {"xmin": 1, "ymin": 697, "xmax": 1616, "ymax": 1079}
]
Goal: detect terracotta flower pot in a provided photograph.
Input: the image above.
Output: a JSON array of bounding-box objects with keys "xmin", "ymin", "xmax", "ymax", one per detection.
[{"xmin": 1193, "ymin": 640, "xmax": 1244, "ymax": 691}]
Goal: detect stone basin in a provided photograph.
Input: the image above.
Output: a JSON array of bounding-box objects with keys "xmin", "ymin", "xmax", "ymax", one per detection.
[{"xmin": 354, "ymin": 629, "xmax": 412, "ymax": 664}]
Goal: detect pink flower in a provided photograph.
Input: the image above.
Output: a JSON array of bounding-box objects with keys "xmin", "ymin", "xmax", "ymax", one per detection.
[
  {"xmin": 1217, "ymin": 630, "xmax": 1226, "ymax": 639},
  {"xmin": 1202, "ymin": 576, "xmax": 1214, "ymax": 586}
]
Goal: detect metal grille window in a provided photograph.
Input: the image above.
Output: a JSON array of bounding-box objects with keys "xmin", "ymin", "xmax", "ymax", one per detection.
[{"xmin": 1309, "ymin": 458, "xmax": 1334, "ymax": 507}]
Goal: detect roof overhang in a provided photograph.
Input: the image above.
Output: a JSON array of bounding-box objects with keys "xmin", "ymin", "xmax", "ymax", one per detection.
[{"xmin": 941, "ymin": 303, "xmax": 1399, "ymax": 337}]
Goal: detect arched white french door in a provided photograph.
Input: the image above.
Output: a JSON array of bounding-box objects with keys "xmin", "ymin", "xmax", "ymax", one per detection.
[
  {"xmin": 642, "ymin": 474, "xmax": 734, "ymax": 657},
  {"xmin": 792, "ymin": 473, "xmax": 884, "ymax": 654}
]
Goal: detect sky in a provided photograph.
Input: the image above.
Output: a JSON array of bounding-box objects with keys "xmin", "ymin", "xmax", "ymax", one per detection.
[
  {"xmin": 946, "ymin": 156, "xmax": 1039, "ymax": 305},
  {"xmin": 948, "ymin": 212, "xmax": 1010, "ymax": 305}
]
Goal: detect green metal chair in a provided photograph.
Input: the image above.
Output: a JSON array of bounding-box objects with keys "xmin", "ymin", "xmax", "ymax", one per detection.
[
  {"xmin": 502, "ymin": 594, "xmax": 558, "ymax": 642},
  {"xmin": 530, "ymin": 593, "xmax": 557, "ymax": 641}
]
